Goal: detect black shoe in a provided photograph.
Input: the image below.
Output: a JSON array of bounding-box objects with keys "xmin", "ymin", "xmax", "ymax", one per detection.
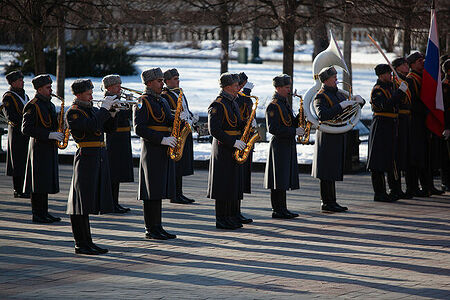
[
  {"xmin": 430, "ymin": 187, "xmax": 444, "ymax": 195},
  {"xmin": 388, "ymin": 192, "xmax": 400, "ymax": 201},
  {"xmin": 113, "ymin": 204, "xmax": 128, "ymax": 214},
  {"xmin": 88, "ymin": 242, "xmax": 108, "ymax": 254},
  {"xmin": 283, "ymin": 209, "xmax": 300, "ymax": 218},
  {"xmin": 238, "ymin": 213, "xmax": 253, "ymax": 224},
  {"xmin": 117, "ymin": 204, "xmax": 131, "ymax": 212},
  {"xmin": 157, "ymin": 225, "xmax": 177, "ymax": 239},
  {"xmin": 272, "ymin": 210, "xmax": 295, "ymax": 219},
  {"xmin": 145, "ymin": 226, "xmax": 168, "ymax": 240},
  {"xmin": 75, "ymin": 244, "xmax": 100, "ymax": 255},
  {"xmin": 404, "ymin": 190, "xmax": 415, "ymax": 199},
  {"xmin": 14, "ymin": 191, "xmax": 30, "ymax": 198},
  {"xmin": 227, "ymin": 216, "xmax": 243, "ymax": 228},
  {"xmin": 374, "ymin": 194, "xmax": 397, "ymax": 202},
  {"xmin": 180, "ymin": 194, "xmax": 195, "ymax": 203},
  {"xmin": 32, "ymin": 214, "xmax": 54, "ymax": 223},
  {"xmin": 216, "ymin": 218, "xmax": 236, "ymax": 230},
  {"xmin": 334, "ymin": 203, "xmax": 348, "ymax": 211},
  {"xmin": 321, "ymin": 203, "xmax": 345, "ymax": 212},
  {"xmin": 170, "ymin": 196, "xmax": 191, "ymax": 204},
  {"xmin": 414, "ymin": 189, "xmax": 430, "ymax": 197},
  {"xmin": 46, "ymin": 213, "xmax": 61, "ymax": 222}
]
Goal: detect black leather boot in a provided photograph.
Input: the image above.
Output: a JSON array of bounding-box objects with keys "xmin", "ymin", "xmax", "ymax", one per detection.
[
  {"xmin": 372, "ymin": 172, "xmax": 396, "ymax": 202},
  {"xmin": 44, "ymin": 195, "xmax": 61, "ymax": 222},
  {"xmin": 84, "ymin": 216, "xmax": 108, "ymax": 254},
  {"xmin": 31, "ymin": 193, "xmax": 53, "ymax": 223},
  {"xmin": 226, "ymin": 199, "xmax": 242, "ymax": 228},
  {"xmin": 215, "ymin": 199, "xmax": 236, "ymax": 230},
  {"xmin": 237, "ymin": 199, "xmax": 253, "ymax": 224},
  {"xmin": 70, "ymin": 215, "xmax": 99, "ymax": 255},
  {"xmin": 143, "ymin": 200, "xmax": 167, "ymax": 239}
]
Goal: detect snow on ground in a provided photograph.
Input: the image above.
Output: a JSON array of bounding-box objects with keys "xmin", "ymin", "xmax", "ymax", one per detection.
[{"xmin": 1, "ymin": 41, "xmax": 379, "ymax": 163}]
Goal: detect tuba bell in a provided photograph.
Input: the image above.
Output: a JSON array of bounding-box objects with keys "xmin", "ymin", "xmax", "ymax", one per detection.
[{"xmin": 302, "ymin": 31, "xmax": 361, "ymax": 134}]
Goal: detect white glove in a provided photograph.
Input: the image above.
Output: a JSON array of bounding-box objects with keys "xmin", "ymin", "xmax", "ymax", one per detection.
[
  {"xmin": 340, "ymin": 100, "xmax": 356, "ymax": 109},
  {"xmin": 161, "ymin": 136, "xmax": 177, "ymax": 148},
  {"xmin": 443, "ymin": 129, "xmax": 450, "ymax": 140},
  {"xmin": 48, "ymin": 132, "xmax": 64, "ymax": 142},
  {"xmin": 251, "ymin": 118, "xmax": 257, "ymax": 127},
  {"xmin": 244, "ymin": 81, "xmax": 255, "ymax": 90},
  {"xmin": 234, "ymin": 140, "xmax": 246, "ymax": 150},
  {"xmin": 180, "ymin": 110, "xmax": 189, "ymax": 121},
  {"xmin": 399, "ymin": 81, "xmax": 408, "ymax": 93},
  {"xmin": 296, "ymin": 127, "xmax": 305, "ymax": 136},
  {"xmin": 101, "ymin": 96, "xmax": 117, "ymax": 110},
  {"xmin": 353, "ymin": 95, "xmax": 365, "ymax": 105}
]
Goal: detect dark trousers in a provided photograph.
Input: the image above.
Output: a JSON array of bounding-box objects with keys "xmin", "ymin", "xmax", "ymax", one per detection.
[
  {"xmin": 176, "ymin": 172, "xmax": 183, "ymax": 197},
  {"xmin": 111, "ymin": 182, "xmax": 120, "ymax": 207},
  {"xmin": 371, "ymin": 171, "xmax": 386, "ymax": 197},
  {"xmin": 13, "ymin": 175, "xmax": 24, "ymax": 193},
  {"xmin": 70, "ymin": 215, "xmax": 92, "ymax": 247},
  {"xmin": 387, "ymin": 171, "xmax": 401, "ymax": 194},
  {"xmin": 270, "ymin": 189, "xmax": 287, "ymax": 212},
  {"xmin": 319, "ymin": 180, "xmax": 336, "ymax": 204},
  {"xmin": 143, "ymin": 200, "xmax": 162, "ymax": 229},
  {"xmin": 31, "ymin": 193, "xmax": 48, "ymax": 217}
]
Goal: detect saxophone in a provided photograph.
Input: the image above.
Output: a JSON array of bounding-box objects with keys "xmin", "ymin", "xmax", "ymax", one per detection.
[
  {"xmin": 234, "ymin": 92, "xmax": 260, "ymax": 164},
  {"xmin": 168, "ymin": 88, "xmax": 192, "ymax": 161},
  {"xmin": 293, "ymin": 90, "xmax": 311, "ymax": 144},
  {"xmin": 51, "ymin": 93, "xmax": 70, "ymax": 149}
]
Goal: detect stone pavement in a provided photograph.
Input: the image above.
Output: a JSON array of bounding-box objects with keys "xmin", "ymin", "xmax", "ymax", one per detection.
[{"xmin": 0, "ymin": 162, "xmax": 449, "ymax": 299}]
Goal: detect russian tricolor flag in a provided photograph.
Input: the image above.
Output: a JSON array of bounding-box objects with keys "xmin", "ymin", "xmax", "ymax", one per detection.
[{"xmin": 420, "ymin": 5, "xmax": 444, "ymax": 136}]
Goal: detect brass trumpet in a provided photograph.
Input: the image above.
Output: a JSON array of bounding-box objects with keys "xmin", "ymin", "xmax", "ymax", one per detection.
[{"xmin": 323, "ymin": 81, "xmax": 359, "ymax": 126}]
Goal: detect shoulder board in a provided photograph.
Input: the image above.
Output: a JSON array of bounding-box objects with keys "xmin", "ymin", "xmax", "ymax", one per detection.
[
  {"xmin": 30, "ymin": 98, "xmax": 38, "ymax": 104},
  {"xmin": 214, "ymin": 96, "xmax": 223, "ymax": 103},
  {"xmin": 270, "ymin": 99, "xmax": 278, "ymax": 104}
]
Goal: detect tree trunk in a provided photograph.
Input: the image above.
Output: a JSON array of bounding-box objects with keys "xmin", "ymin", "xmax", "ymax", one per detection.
[
  {"xmin": 343, "ymin": 23, "xmax": 352, "ymax": 92},
  {"xmin": 219, "ymin": 22, "xmax": 229, "ymax": 74},
  {"xmin": 281, "ymin": 24, "xmax": 295, "ymax": 106},
  {"xmin": 56, "ymin": 11, "xmax": 66, "ymax": 98},
  {"xmin": 402, "ymin": 6, "xmax": 412, "ymax": 56},
  {"xmin": 31, "ymin": 27, "xmax": 46, "ymax": 74},
  {"xmin": 311, "ymin": 1, "xmax": 328, "ymax": 60}
]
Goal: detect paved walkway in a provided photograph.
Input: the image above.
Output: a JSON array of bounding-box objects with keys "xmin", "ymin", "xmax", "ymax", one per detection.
[{"xmin": 0, "ymin": 163, "xmax": 449, "ymax": 299}]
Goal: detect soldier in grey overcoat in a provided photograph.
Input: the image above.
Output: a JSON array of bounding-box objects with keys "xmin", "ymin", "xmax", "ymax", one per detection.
[
  {"xmin": 264, "ymin": 74, "xmax": 304, "ymax": 219},
  {"xmin": 312, "ymin": 67, "xmax": 364, "ymax": 212},
  {"xmin": 103, "ymin": 75, "xmax": 133, "ymax": 213},
  {"xmin": 66, "ymin": 79, "xmax": 118, "ymax": 255},
  {"xmin": 2, "ymin": 71, "xmax": 30, "ymax": 198},
  {"xmin": 134, "ymin": 68, "xmax": 181, "ymax": 240},
  {"xmin": 22, "ymin": 75, "xmax": 63, "ymax": 223}
]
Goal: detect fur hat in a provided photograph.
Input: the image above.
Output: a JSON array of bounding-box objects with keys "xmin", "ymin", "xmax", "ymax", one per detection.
[
  {"xmin": 102, "ymin": 75, "xmax": 121, "ymax": 89},
  {"xmin": 163, "ymin": 68, "xmax": 179, "ymax": 81},
  {"xmin": 238, "ymin": 72, "xmax": 248, "ymax": 85},
  {"xmin": 141, "ymin": 68, "xmax": 163, "ymax": 84},
  {"xmin": 272, "ymin": 74, "xmax": 292, "ymax": 87},
  {"xmin": 406, "ymin": 52, "xmax": 424, "ymax": 66},
  {"xmin": 31, "ymin": 74, "xmax": 52, "ymax": 90},
  {"xmin": 219, "ymin": 72, "xmax": 239, "ymax": 88},
  {"xmin": 5, "ymin": 70, "xmax": 24, "ymax": 85},
  {"xmin": 318, "ymin": 67, "xmax": 337, "ymax": 83},
  {"xmin": 71, "ymin": 79, "xmax": 94, "ymax": 95},
  {"xmin": 375, "ymin": 64, "xmax": 391, "ymax": 76},
  {"xmin": 392, "ymin": 57, "xmax": 407, "ymax": 69}
]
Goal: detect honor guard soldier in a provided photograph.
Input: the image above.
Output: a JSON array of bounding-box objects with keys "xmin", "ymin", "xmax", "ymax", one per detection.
[
  {"xmin": 391, "ymin": 57, "xmax": 413, "ymax": 199},
  {"xmin": 161, "ymin": 68, "xmax": 197, "ymax": 204},
  {"xmin": 207, "ymin": 73, "xmax": 246, "ymax": 229},
  {"xmin": 441, "ymin": 59, "xmax": 450, "ymax": 191},
  {"xmin": 22, "ymin": 75, "xmax": 62, "ymax": 223},
  {"xmin": 134, "ymin": 68, "xmax": 178, "ymax": 240},
  {"xmin": 234, "ymin": 72, "xmax": 254, "ymax": 223},
  {"xmin": 264, "ymin": 74, "xmax": 303, "ymax": 219},
  {"xmin": 66, "ymin": 79, "xmax": 119, "ymax": 255},
  {"xmin": 312, "ymin": 67, "xmax": 364, "ymax": 212},
  {"xmin": 367, "ymin": 64, "xmax": 408, "ymax": 202},
  {"xmin": 406, "ymin": 52, "xmax": 432, "ymax": 196},
  {"xmin": 103, "ymin": 75, "xmax": 133, "ymax": 213},
  {"xmin": 2, "ymin": 71, "xmax": 30, "ymax": 198}
]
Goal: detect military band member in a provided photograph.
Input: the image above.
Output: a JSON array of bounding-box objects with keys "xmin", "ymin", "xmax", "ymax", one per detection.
[
  {"xmin": 207, "ymin": 73, "xmax": 246, "ymax": 229},
  {"xmin": 367, "ymin": 64, "xmax": 408, "ymax": 202},
  {"xmin": 134, "ymin": 68, "xmax": 178, "ymax": 240},
  {"xmin": 22, "ymin": 75, "xmax": 62, "ymax": 223},
  {"xmin": 441, "ymin": 59, "xmax": 450, "ymax": 191},
  {"xmin": 103, "ymin": 75, "xmax": 133, "ymax": 213},
  {"xmin": 406, "ymin": 52, "xmax": 431, "ymax": 196},
  {"xmin": 264, "ymin": 74, "xmax": 303, "ymax": 219},
  {"xmin": 391, "ymin": 57, "xmax": 413, "ymax": 199},
  {"xmin": 2, "ymin": 71, "xmax": 30, "ymax": 198},
  {"xmin": 161, "ymin": 68, "xmax": 197, "ymax": 204},
  {"xmin": 235, "ymin": 72, "xmax": 254, "ymax": 223},
  {"xmin": 66, "ymin": 79, "xmax": 119, "ymax": 255},
  {"xmin": 312, "ymin": 67, "xmax": 364, "ymax": 212}
]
